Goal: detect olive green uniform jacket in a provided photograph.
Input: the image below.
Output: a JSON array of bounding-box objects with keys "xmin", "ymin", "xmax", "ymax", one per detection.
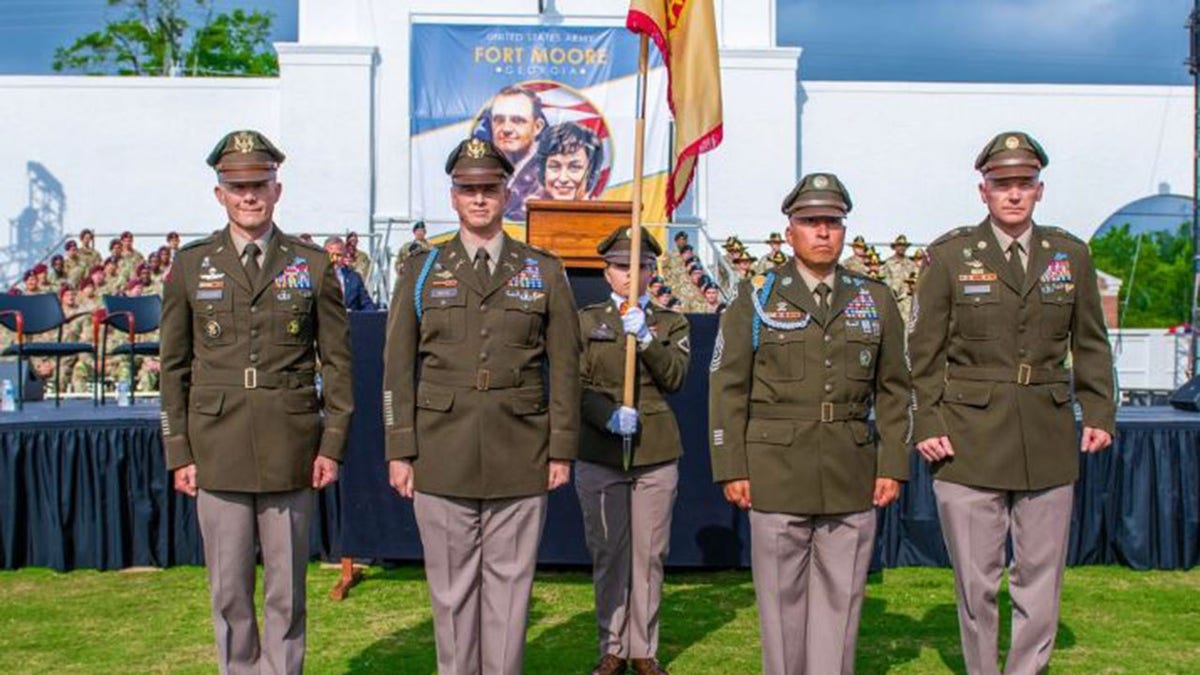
[
  {"xmin": 159, "ymin": 226, "xmax": 355, "ymax": 492},
  {"xmin": 383, "ymin": 234, "xmax": 581, "ymax": 500},
  {"xmin": 908, "ymin": 221, "xmax": 1116, "ymax": 491},
  {"xmin": 578, "ymin": 300, "xmax": 690, "ymax": 468},
  {"xmin": 709, "ymin": 261, "xmax": 911, "ymax": 515}
]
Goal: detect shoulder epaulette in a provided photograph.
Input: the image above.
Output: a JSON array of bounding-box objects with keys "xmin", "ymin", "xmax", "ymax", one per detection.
[
  {"xmin": 929, "ymin": 226, "xmax": 974, "ymax": 248},
  {"xmin": 287, "ymin": 235, "xmax": 325, "ymax": 254},
  {"xmin": 522, "ymin": 241, "xmax": 563, "ymax": 261},
  {"xmin": 1038, "ymin": 225, "xmax": 1085, "ymax": 244},
  {"xmin": 179, "ymin": 232, "xmax": 218, "ymax": 252},
  {"xmin": 581, "ymin": 300, "xmax": 610, "ymax": 312}
]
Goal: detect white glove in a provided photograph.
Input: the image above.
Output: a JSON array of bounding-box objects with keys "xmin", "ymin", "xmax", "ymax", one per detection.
[
  {"xmin": 621, "ymin": 306, "xmax": 652, "ymax": 345},
  {"xmin": 606, "ymin": 405, "xmax": 639, "ymax": 436}
]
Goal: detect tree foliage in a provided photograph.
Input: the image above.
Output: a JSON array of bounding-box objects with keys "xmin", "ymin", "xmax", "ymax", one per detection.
[
  {"xmin": 52, "ymin": 0, "xmax": 278, "ymax": 77},
  {"xmin": 1090, "ymin": 222, "xmax": 1194, "ymax": 328}
]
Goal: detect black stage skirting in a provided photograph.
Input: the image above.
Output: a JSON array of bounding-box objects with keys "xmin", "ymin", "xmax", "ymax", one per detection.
[{"xmin": 3, "ymin": 309, "xmax": 1198, "ymax": 571}]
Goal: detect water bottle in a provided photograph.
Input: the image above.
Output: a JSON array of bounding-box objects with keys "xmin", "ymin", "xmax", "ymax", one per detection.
[
  {"xmin": 0, "ymin": 379, "xmax": 14, "ymax": 412},
  {"xmin": 116, "ymin": 380, "xmax": 131, "ymax": 407}
]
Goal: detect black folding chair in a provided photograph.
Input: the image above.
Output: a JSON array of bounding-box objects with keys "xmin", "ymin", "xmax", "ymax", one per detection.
[
  {"xmin": 98, "ymin": 294, "xmax": 162, "ymax": 406},
  {"xmin": 0, "ymin": 293, "xmax": 96, "ymax": 409}
]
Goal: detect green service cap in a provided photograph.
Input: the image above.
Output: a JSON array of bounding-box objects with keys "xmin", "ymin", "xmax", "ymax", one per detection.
[
  {"xmin": 781, "ymin": 172, "xmax": 852, "ymax": 218},
  {"xmin": 974, "ymin": 131, "xmax": 1048, "ymax": 178},
  {"xmin": 206, "ymin": 130, "xmax": 285, "ymax": 183},
  {"xmin": 596, "ymin": 226, "xmax": 663, "ymax": 265},
  {"xmin": 445, "ymin": 137, "xmax": 514, "ymax": 185}
]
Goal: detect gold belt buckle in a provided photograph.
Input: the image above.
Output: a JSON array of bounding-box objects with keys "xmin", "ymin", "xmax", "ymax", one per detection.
[
  {"xmin": 821, "ymin": 401, "xmax": 835, "ymax": 423},
  {"xmin": 244, "ymin": 367, "xmax": 258, "ymax": 389},
  {"xmin": 476, "ymin": 368, "xmax": 491, "ymax": 391},
  {"xmin": 1017, "ymin": 363, "xmax": 1032, "ymax": 386}
]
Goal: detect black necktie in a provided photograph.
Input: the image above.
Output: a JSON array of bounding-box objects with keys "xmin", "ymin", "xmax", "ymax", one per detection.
[
  {"xmin": 474, "ymin": 248, "xmax": 491, "ymax": 288},
  {"xmin": 1007, "ymin": 241, "xmax": 1025, "ymax": 287},
  {"xmin": 815, "ymin": 282, "xmax": 831, "ymax": 321},
  {"xmin": 244, "ymin": 242, "xmax": 262, "ymax": 282}
]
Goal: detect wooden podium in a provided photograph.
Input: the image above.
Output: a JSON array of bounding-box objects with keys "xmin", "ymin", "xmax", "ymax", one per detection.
[{"xmin": 525, "ymin": 199, "xmax": 634, "ymax": 269}]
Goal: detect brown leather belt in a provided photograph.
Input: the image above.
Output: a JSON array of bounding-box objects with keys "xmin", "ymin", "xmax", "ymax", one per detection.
[
  {"xmin": 421, "ymin": 367, "xmax": 543, "ymax": 391},
  {"xmin": 750, "ymin": 401, "xmax": 869, "ymax": 423},
  {"xmin": 192, "ymin": 368, "xmax": 316, "ymax": 390},
  {"xmin": 948, "ymin": 364, "xmax": 1071, "ymax": 386}
]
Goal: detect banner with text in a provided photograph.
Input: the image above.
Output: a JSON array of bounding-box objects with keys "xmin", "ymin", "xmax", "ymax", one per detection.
[{"xmin": 410, "ymin": 23, "xmax": 670, "ymax": 230}]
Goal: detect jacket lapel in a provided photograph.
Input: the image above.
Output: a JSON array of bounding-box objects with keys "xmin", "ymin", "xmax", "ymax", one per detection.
[
  {"xmin": 771, "ymin": 261, "xmax": 821, "ymax": 325},
  {"xmin": 443, "ymin": 235, "xmax": 484, "ymax": 297},
  {"xmin": 972, "ymin": 220, "xmax": 1022, "ymax": 294},
  {"xmin": 252, "ymin": 230, "xmax": 292, "ymax": 301},
  {"xmin": 827, "ymin": 267, "xmax": 858, "ymax": 322},
  {"xmin": 487, "ymin": 235, "xmax": 523, "ymax": 298},
  {"xmin": 1022, "ymin": 224, "xmax": 1052, "ymax": 298},
  {"xmin": 210, "ymin": 228, "xmax": 251, "ymax": 295}
]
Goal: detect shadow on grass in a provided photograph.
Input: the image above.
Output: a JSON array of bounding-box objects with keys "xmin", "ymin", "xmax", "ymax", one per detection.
[
  {"xmin": 857, "ymin": 580, "xmax": 1077, "ymax": 674},
  {"xmin": 523, "ymin": 568, "xmax": 753, "ymax": 672},
  {"xmin": 344, "ymin": 615, "xmax": 438, "ymax": 675}
]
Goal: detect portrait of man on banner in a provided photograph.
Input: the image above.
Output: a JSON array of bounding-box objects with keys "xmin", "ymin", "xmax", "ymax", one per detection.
[{"xmin": 473, "ymin": 81, "xmax": 613, "ymax": 221}]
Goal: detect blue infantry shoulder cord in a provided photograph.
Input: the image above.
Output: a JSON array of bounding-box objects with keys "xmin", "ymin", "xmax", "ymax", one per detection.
[
  {"xmin": 413, "ymin": 247, "xmax": 441, "ymax": 321},
  {"xmin": 751, "ymin": 271, "xmax": 812, "ymax": 351}
]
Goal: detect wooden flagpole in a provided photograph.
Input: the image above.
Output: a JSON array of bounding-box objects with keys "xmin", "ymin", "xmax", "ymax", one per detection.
[{"xmin": 620, "ymin": 33, "xmax": 650, "ymax": 470}]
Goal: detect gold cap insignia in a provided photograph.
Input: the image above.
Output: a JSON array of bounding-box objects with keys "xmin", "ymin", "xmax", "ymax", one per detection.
[
  {"xmin": 1004, "ymin": 135, "xmax": 1020, "ymax": 150},
  {"xmin": 813, "ymin": 175, "xmax": 829, "ymax": 189},
  {"xmin": 233, "ymin": 132, "xmax": 256, "ymax": 154},
  {"xmin": 466, "ymin": 138, "xmax": 487, "ymax": 159}
]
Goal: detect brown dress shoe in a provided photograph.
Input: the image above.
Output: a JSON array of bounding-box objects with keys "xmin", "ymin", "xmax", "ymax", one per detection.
[
  {"xmin": 590, "ymin": 654, "xmax": 627, "ymax": 675},
  {"xmin": 629, "ymin": 658, "xmax": 668, "ymax": 675}
]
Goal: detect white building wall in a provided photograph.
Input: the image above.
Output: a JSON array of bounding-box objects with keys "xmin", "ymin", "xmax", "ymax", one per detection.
[
  {"xmin": 0, "ymin": 77, "xmax": 279, "ymax": 245},
  {"xmin": 796, "ymin": 81, "xmax": 1192, "ymax": 246}
]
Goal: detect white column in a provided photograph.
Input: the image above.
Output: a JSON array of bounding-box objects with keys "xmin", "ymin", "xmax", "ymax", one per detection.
[{"xmin": 274, "ymin": 43, "xmax": 377, "ymax": 236}]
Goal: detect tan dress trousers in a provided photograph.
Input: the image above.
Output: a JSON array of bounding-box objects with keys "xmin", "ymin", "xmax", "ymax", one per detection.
[
  {"xmin": 575, "ymin": 459, "xmax": 679, "ymax": 660},
  {"xmin": 749, "ymin": 508, "xmax": 877, "ymax": 675},
  {"xmin": 933, "ymin": 480, "xmax": 1074, "ymax": 675},
  {"xmin": 414, "ymin": 491, "xmax": 548, "ymax": 675},
  {"xmin": 196, "ymin": 488, "xmax": 313, "ymax": 675}
]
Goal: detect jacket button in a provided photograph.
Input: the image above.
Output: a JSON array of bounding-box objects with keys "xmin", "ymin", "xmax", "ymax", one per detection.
[
  {"xmin": 479, "ymin": 352, "xmax": 488, "ymax": 362},
  {"xmin": 1018, "ymin": 348, "xmax": 1027, "ymax": 356},
  {"xmin": 250, "ymin": 329, "xmax": 259, "ymax": 338},
  {"xmin": 480, "ymin": 328, "xmax": 489, "ymax": 338},
  {"xmin": 824, "ymin": 383, "xmax": 833, "ymax": 393},
  {"xmin": 249, "ymin": 353, "xmax": 259, "ymax": 363},
  {"xmin": 957, "ymin": 393, "xmax": 964, "ymax": 400},
  {"xmin": 973, "ymin": 298, "xmax": 981, "ymax": 304},
  {"xmin": 480, "ymin": 303, "xmax": 488, "ymax": 312},
  {"xmin": 824, "ymin": 334, "xmax": 832, "ymax": 343},
  {"xmin": 204, "ymin": 304, "xmax": 213, "ymax": 312},
  {"xmin": 1018, "ymin": 324, "xmax": 1027, "ymax": 332},
  {"xmin": 250, "ymin": 306, "xmax": 258, "ymax": 314},
  {"xmin": 292, "ymin": 304, "xmax": 299, "ymax": 311},
  {"xmin": 824, "ymin": 358, "xmax": 833, "ymax": 368}
]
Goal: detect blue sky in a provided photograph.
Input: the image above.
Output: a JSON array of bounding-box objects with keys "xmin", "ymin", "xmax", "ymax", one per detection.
[{"xmin": 0, "ymin": 0, "xmax": 1193, "ymax": 85}]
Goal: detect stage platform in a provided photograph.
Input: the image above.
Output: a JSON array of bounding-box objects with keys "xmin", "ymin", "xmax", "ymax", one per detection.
[{"xmin": 2, "ymin": 312, "xmax": 1198, "ymax": 571}]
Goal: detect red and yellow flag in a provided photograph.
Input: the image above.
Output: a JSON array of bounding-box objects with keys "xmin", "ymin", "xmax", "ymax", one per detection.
[{"xmin": 627, "ymin": 0, "xmax": 723, "ymax": 217}]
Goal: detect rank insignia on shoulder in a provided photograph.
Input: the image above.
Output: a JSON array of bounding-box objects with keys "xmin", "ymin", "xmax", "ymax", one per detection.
[{"xmin": 204, "ymin": 320, "xmax": 222, "ymax": 339}]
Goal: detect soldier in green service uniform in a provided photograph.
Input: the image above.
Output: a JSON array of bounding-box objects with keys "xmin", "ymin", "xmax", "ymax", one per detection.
[
  {"xmin": 160, "ymin": 129, "xmax": 354, "ymax": 675},
  {"xmin": 383, "ymin": 137, "xmax": 581, "ymax": 675},
  {"xmin": 577, "ymin": 226, "xmax": 690, "ymax": 675},
  {"xmin": 710, "ymin": 172, "xmax": 910, "ymax": 675},
  {"xmin": 908, "ymin": 131, "xmax": 1115, "ymax": 675}
]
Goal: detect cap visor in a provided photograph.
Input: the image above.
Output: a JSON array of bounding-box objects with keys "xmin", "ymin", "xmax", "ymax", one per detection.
[
  {"xmin": 789, "ymin": 205, "xmax": 847, "ymax": 219},
  {"xmin": 452, "ymin": 169, "xmax": 509, "ymax": 186},
  {"xmin": 984, "ymin": 165, "xmax": 1040, "ymax": 180}
]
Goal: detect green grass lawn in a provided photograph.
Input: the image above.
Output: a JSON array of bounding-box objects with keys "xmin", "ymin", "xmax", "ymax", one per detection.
[{"xmin": 0, "ymin": 564, "xmax": 1196, "ymax": 673}]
